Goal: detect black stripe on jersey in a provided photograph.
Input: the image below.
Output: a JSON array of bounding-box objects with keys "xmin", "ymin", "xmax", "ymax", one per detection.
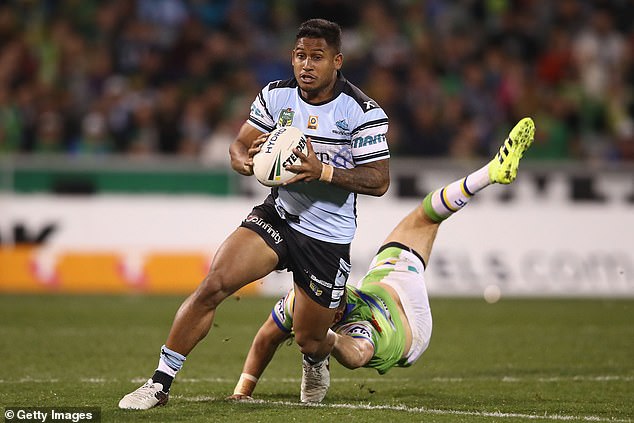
[
  {"xmin": 308, "ymin": 135, "xmax": 349, "ymax": 145},
  {"xmin": 248, "ymin": 116, "xmax": 275, "ymax": 132},
  {"xmin": 268, "ymin": 78, "xmax": 298, "ymax": 90},
  {"xmin": 341, "ymin": 79, "xmax": 382, "ymax": 112},
  {"xmin": 353, "ymin": 192, "xmax": 358, "ymax": 224},
  {"xmin": 352, "ymin": 118, "xmax": 389, "ymax": 136},
  {"xmin": 258, "ymin": 91, "xmax": 274, "ymax": 121},
  {"xmin": 354, "ymin": 150, "xmax": 390, "ymax": 163}
]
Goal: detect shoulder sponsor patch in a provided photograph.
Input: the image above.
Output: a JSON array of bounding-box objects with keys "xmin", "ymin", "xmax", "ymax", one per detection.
[{"xmin": 335, "ymin": 321, "xmax": 374, "ymax": 343}]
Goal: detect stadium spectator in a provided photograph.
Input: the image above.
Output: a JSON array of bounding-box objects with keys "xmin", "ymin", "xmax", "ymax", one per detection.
[
  {"xmin": 70, "ymin": 110, "xmax": 113, "ymax": 155},
  {"xmin": 178, "ymin": 96, "xmax": 211, "ymax": 156},
  {"xmin": 119, "ymin": 18, "xmax": 391, "ymax": 409},
  {"xmin": 228, "ymin": 118, "xmax": 535, "ymax": 402},
  {"xmin": 0, "ymin": 1, "xmax": 630, "ymax": 162},
  {"xmin": 0, "ymin": 85, "xmax": 22, "ymax": 153}
]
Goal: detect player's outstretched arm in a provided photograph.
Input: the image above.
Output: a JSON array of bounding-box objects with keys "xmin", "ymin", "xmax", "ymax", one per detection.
[
  {"xmin": 228, "ymin": 315, "xmax": 290, "ymax": 399},
  {"xmin": 331, "ymin": 332, "xmax": 374, "ymax": 370}
]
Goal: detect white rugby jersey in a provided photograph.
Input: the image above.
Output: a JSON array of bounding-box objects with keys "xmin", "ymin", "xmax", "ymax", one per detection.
[{"xmin": 247, "ymin": 72, "xmax": 390, "ymax": 243}]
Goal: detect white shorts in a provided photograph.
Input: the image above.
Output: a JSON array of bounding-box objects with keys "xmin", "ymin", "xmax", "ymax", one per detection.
[{"xmin": 367, "ymin": 248, "xmax": 433, "ymax": 365}]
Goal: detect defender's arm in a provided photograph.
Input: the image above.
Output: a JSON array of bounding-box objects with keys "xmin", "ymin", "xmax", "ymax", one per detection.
[{"xmin": 228, "ymin": 315, "xmax": 290, "ymax": 399}]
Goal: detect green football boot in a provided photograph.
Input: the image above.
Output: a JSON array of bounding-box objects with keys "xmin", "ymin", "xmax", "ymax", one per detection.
[{"xmin": 488, "ymin": 117, "xmax": 535, "ymax": 184}]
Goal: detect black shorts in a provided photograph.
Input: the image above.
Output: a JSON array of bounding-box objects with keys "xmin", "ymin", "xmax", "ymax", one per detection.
[{"xmin": 240, "ymin": 196, "xmax": 351, "ymax": 308}]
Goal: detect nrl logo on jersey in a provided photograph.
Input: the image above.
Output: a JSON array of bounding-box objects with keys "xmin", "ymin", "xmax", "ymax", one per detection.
[
  {"xmin": 278, "ymin": 108, "xmax": 295, "ymax": 126},
  {"xmin": 332, "ymin": 119, "xmax": 350, "ymax": 135}
]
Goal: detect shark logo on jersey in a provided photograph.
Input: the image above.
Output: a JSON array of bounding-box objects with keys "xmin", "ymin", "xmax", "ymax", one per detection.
[
  {"xmin": 332, "ymin": 119, "xmax": 350, "ymax": 135},
  {"xmin": 278, "ymin": 108, "xmax": 295, "ymax": 126}
]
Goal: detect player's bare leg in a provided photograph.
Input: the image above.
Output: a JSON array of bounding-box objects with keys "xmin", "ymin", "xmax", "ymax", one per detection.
[
  {"xmin": 119, "ymin": 227, "xmax": 278, "ymax": 410},
  {"xmin": 293, "ymin": 286, "xmax": 338, "ymax": 402},
  {"xmin": 382, "ymin": 207, "xmax": 440, "ymax": 266},
  {"xmin": 385, "ymin": 118, "xmax": 535, "ymax": 263},
  {"xmin": 165, "ymin": 228, "xmax": 279, "ymax": 353}
]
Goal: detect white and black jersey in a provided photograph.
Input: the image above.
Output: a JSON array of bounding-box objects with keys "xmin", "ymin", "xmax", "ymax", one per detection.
[{"xmin": 247, "ymin": 72, "xmax": 390, "ymax": 243}]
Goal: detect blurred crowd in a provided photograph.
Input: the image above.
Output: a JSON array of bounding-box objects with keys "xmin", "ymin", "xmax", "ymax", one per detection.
[{"xmin": 0, "ymin": 0, "xmax": 633, "ymax": 162}]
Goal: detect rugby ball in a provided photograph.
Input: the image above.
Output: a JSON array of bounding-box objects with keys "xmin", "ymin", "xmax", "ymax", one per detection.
[{"xmin": 253, "ymin": 126, "xmax": 308, "ymax": 186}]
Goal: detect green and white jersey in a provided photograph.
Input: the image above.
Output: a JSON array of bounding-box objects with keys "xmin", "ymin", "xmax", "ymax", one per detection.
[{"xmin": 271, "ymin": 283, "xmax": 408, "ymax": 375}]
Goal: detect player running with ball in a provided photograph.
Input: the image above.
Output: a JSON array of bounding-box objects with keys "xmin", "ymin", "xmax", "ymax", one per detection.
[
  {"xmin": 119, "ymin": 18, "xmax": 389, "ymax": 409},
  {"xmin": 229, "ymin": 118, "xmax": 535, "ymax": 403}
]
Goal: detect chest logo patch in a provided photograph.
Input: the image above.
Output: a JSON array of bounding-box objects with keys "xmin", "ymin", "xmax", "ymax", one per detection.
[
  {"xmin": 307, "ymin": 115, "xmax": 318, "ymax": 130},
  {"xmin": 278, "ymin": 108, "xmax": 295, "ymax": 127},
  {"xmin": 333, "ymin": 119, "xmax": 351, "ymax": 135}
]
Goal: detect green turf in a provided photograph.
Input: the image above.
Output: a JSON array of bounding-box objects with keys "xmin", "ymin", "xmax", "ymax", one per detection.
[{"xmin": 0, "ymin": 295, "xmax": 632, "ymax": 422}]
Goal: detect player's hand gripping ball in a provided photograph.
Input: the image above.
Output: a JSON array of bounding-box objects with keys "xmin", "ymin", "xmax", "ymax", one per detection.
[{"xmin": 253, "ymin": 126, "xmax": 308, "ymax": 186}]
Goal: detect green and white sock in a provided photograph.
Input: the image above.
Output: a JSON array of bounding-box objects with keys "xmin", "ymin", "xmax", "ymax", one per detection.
[{"xmin": 423, "ymin": 164, "xmax": 491, "ymax": 222}]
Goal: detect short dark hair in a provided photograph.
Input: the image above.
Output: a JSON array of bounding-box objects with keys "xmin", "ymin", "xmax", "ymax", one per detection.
[{"xmin": 296, "ymin": 19, "xmax": 342, "ymax": 53}]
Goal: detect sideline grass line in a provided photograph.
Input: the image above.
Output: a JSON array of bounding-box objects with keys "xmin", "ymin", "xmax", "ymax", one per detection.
[
  {"xmin": 1, "ymin": 375, "xmax": 632, "ymax": 384},
  {"xmin": 176, "ymin": 396, "xmax": 631, "ymax": 422}
]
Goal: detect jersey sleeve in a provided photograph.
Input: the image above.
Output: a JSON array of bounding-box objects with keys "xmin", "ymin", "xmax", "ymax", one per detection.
[
  {"xmin": 247, "ymin": 83, "xmax": 277, "ymax": 133},
  {"xmin": 270, "ymin": 289, "xmax": 295, "ymax": 333},
  {"xmin": 334, "ymin": 320, "xmax": 375, "ymax": 348},
  {"xmin": 350, "ymin": 107, "xmax": 390, "ymax": 165}
]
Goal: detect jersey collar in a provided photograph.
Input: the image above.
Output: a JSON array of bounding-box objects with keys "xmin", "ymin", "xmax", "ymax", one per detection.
[{"xmin": 296, "ymin": 71, "xmax": 347, "ymax": 106}]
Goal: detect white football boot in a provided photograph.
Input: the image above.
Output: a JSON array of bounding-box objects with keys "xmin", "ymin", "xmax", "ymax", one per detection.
[
  {"xmin": 118, "ymin": 379, "xmax": 169, "ymax": 410},
  {"xmin": 300, "ymin": 357, "xmax": 330, "ymax": 403}
]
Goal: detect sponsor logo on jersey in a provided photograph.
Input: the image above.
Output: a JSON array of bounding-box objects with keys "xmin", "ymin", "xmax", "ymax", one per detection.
[
  {"xmin": 348, "ymin": 324, "xmax": 372, "ymax": 338},
  {"xmin": 309, "ymin": 281, "xmax": 323, "ymax": 297},
  {"xmin": 250, "ymin": 103, "xmax": 265, "ymax": 119},
  {"xmin": 332, "ymin": 119, "xmax": 350, "ymax": 135},
  {"xmin": 309, "ymin": 273, "xmax": 333, "ymax": 289},
  {"xmin": 243, "ymin": 214, "xmax": 284, "ymax": 244},
  {"xmin": 331, "ymin": 146, "xmax": 354, "ymax": 169},
  {"xmin": 307, "ymin": 115, "xmax": 318, "ymax": 130},
  {"xmin": 336, "ymin": 322, "xmax": 372, "ymax": 340},
  {"xmin": 351, "ymin": 133, "xmax": 387, "ymax": 148},
  {"xmin": 275, "ymin": 298, "xmax": 285, "ymax": 319},
  {"xmin": 278, "ymin": 108, "xmax": 295, "ymax": 126},
  {"xmin": 363, "ymin": 100, "xmax": 378, "ymax": 110}
]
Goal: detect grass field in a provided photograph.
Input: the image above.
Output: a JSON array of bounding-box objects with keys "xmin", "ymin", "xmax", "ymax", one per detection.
[{"xmin": 1, "ymin": 295, "xmax": 632, "ymax": 422}]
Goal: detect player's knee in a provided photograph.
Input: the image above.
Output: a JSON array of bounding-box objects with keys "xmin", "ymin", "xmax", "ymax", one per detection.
[
  {"xmin": 296, "ymin": 339, "xmax": 322, "ymax": 358},
  {"xmin": 295, "ymin": 332, "xmax": 326, "ymax": 357},
  {"xmin": 193, "ymin": 269, "xmax": 230, "ymax": 309}
]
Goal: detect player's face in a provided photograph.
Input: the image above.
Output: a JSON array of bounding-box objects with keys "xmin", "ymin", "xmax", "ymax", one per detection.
[{"xmin": 292, "ymin": 37, "xmax": 342, "ymax": 102}]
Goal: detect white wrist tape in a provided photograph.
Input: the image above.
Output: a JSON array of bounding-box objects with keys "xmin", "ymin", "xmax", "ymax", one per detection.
[
  {"xmin": 319, "ymin": 164, "xmax": 334, "ymax": 183},
  {"xmin": 233, "ymin": 373, "xmax": 258, "ymax": 396}
]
